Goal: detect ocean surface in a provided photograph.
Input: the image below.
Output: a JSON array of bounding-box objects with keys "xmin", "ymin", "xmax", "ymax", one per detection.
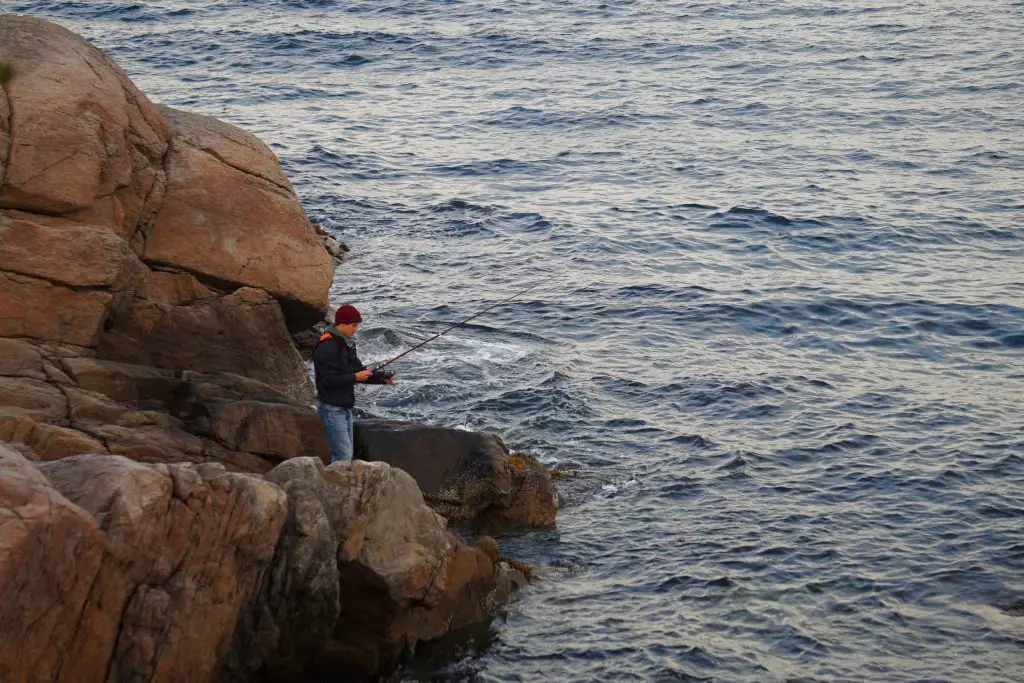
[{"xmin": 14, "ymin": 1, "xmax": 1024, "ymax": 680}]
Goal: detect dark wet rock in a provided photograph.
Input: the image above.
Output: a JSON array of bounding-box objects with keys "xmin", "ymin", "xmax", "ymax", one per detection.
[
  {"xmin": 999, "ymin": 601, "xmax": 1024, "ymax": 617},
  {"xmin": 312, "ymin": 221, "xmax": 350, "ymax": 263},
  {"xmin": 354, "ymin": 419, "xmax": 559, "ymax": 527},
  {"xmin": 291, "ymin": 326, "xmax": 326, "ymax": 359}
]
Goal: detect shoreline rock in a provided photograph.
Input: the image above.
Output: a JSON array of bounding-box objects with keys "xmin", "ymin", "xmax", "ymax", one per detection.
[
  {"xmin": 0, "ymin": 444, "xmax": 287, "ymax": 683},
  {"xmin": 226, "ymin": 457, "xmax": 525, "ymax": 682},
  {"xmin": 0, "ymin": 13, "xmax": 332, "ymax": 357},
  {"xmin": 0, "ymin": 14, "xmax": 552, "ymax": 682},
  {"xmin": 0, "ymin": 445, "xmax": 528, "ymax": 683},
  {"xmin": 355, "ymin": 419, "xmax": 559, "ymax": 528}
]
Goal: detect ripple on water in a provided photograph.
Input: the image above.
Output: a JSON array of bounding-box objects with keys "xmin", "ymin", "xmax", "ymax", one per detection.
[{"xmin": 19, "ymin": 0, "xmax": 1024, "ymax": 680}]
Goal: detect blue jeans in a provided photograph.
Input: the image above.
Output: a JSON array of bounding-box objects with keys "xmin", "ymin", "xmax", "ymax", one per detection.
[{"xmin": 318, "ymin": 403, "xmax": 354, "ymax": 464}]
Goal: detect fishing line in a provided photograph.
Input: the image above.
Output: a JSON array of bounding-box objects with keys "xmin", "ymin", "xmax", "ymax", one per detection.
[{"xmin": 370, "ymin": 275, "xmax": 560, "ymax": 376}]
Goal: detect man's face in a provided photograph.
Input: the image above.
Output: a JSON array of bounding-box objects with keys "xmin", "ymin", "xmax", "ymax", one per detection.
[{"xmin": 336, "ymin": 322, "xmax": 359, "ymax": 336}]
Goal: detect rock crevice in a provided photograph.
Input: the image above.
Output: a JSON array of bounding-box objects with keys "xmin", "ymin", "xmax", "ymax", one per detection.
[
  {"xmin": 189, "ymin": 139, "xmax": 294, "ymax": 194},
  {"xmin": 1, "ymin": 62, "xmax": 15, "ymax": 192}
]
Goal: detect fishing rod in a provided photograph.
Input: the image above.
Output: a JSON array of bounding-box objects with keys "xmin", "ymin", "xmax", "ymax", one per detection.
[{"xmin": 370, "ymin": 278, "xmax": 552, "ymax": 377}]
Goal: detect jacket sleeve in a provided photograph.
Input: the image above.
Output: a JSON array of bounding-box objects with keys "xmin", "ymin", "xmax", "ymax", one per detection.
[{"xmin": 313, "ymin": 340, "xmax": 357, "ymax": 389}]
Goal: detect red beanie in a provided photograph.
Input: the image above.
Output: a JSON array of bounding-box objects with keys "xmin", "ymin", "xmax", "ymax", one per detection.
[{"xmin": 334, "ymin": 304, "xmax": 362, "ymax": 325}]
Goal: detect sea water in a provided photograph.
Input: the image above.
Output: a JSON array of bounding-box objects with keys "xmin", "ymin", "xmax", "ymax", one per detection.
[{"xmin": 17, "ymin": 1, "xmax": 1024, "ymax": 680}]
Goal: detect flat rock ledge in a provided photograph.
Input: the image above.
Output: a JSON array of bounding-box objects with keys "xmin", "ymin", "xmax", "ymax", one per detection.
[{"xmin": 0, "ymin": 445, "xmax": 526, "ymax": 683}]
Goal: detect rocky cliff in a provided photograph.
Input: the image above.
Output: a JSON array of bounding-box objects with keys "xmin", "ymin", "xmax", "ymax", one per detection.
[
  {"xmin": 0, "ymin": 15, "xmax": 544, "ymax": 683},
  {"xmin": 0, "ymin": 14, "xmax": 331, "ymax": 397},
  {"xmin": 1, "ymin": 445, "xmax": 524, "ymax": 682},
  {"xmin": 0, "ymin": 11, "xmax": 334, "ymax": 469}
]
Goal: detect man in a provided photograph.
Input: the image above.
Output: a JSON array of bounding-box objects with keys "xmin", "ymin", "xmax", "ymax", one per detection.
[{"xmin": 313, "ymin": 304, "xmax": 393, "ymax": 463}]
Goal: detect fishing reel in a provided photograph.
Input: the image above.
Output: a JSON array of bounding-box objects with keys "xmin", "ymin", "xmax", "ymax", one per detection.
[{"xmin": 369, "ymin": 367, "xmax": 395, "ymax": 383}]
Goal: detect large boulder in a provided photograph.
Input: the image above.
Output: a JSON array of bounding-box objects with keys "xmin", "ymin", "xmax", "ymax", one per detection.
[
  {"xmin": 0, "ymin": 449, "xmax": 525, "ymax": 683},
  {"xmin": 0, "ymin": 12, "xmax": 331, "ymax": 369},
  {"xmin": 0, "ymin": 447, "xmax": 288, "ymax": 683},
  {"xmin": 0, "ymin": 444, "xmax": 111, "ymax": 683},
  {"xmin": 143, "ymin": 107, "xmax": 332, "ymax": 328},
  {"xmin": 354, "ymin": 419, "xmax": 559, "ymax": 527},
  {"xmin": 41, "ymin": 455, "xmax": 287, "ymax": 683},
  {"xmin": 0, "ymin": 15, "xmax": 168, "ymax": 233},
  {"xmin": 227, "ymin": 457, "xmax": 517, "ymax": 682}
]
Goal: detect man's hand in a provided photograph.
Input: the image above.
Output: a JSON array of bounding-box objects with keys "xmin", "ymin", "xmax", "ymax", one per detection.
[{"xmin": 355, "ymin": 369, "xmax": 373, "ymax": 383}]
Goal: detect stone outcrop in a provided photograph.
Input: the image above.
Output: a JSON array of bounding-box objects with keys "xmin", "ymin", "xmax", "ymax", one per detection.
[
  {"xmin": 0, "ymin": 445, "xmax": 110, "ymax": 683},
  {"xmin": 0, "ymin": 15, "xmax": 547, "ymax": 682},
  {"xmin": 97, "ymin": 285, "xmax": 314, "ymax": 402},
  {"xmin": 144, "ymin": 107, "xmax": 332, "ymax": 325},
  {"xmin": 0, "ymin": 17, "xmax": 167, "ymax": 228},
  {"xmin": 0, "ymin": 339, "xmax": 331, "ymax": 471},
  {"xmin": 0, "ymin": 445, "xmax": 287, "ymax": 683},
  {"xmin": 0, "ymin": 14, "xmax": 332, "ymax": 368},
  {"xmin": 0, "ymin": 446, "xmax": 527, "ymax": 683},
  {"xmin": 0, "ymin": 13, "xmax": 333, "ymax": 468},
  {"xmin": 226, "ymin": 457, "xmax": 524, "ymax": 681},
  {"xmin": 354, "ymin": 419, "xmax": 559, "ymax": 527}
]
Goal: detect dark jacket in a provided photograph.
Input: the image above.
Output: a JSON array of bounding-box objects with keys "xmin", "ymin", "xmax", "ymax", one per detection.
[{"xmin": 312, "ymin": 331, "xmax": 382, "ymax": 408}]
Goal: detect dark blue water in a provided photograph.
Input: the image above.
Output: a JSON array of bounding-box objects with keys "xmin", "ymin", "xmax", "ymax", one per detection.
[{"xmin": 15, "ymin": 1, "xmax": 1024, "ymax": 680}]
